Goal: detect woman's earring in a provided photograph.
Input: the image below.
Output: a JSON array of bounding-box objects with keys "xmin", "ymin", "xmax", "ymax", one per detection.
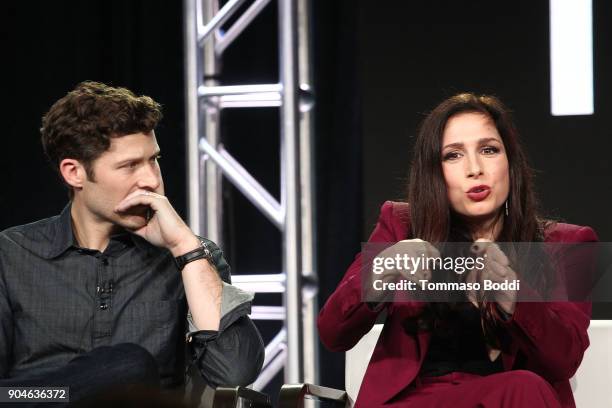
[{"xmin": 505, "ymin": 200, "xmax": 509, "ymax": 216}]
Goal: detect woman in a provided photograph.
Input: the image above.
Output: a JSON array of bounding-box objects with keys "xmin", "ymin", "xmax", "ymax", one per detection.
[{"xmin": 318, "ymin": 93, "xmax": 597, "ymax": 407}]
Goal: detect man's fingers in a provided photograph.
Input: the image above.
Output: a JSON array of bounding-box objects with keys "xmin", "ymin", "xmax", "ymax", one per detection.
[
  {"xmin": 115, "ymin": 194, "xmax": 156, "ymax": 213},
  {"xmin": 115, "ymin": 191, "xmax": 167, "ymax": 213},
  {"xmin": 122, "ymin": 189, "xmax": 155, "ymax": 201}
]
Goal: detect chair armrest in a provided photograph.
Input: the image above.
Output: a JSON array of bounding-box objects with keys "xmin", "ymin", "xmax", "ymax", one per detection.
[
  {"xmin": 278, "ymin": 383, "xmax": 347, "ymax": 408},
  {"xmin": 212, "ymin": 386, "xmax": 272, "ymax": 408}
]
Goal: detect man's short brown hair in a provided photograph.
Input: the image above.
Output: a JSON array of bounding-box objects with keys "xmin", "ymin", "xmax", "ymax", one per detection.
[{"xmin": 41, "ymin": 81, "xmax": 163, "ymax": 185}]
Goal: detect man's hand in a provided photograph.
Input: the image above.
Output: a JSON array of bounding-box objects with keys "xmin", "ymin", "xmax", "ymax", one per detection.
[
  {"xmin": 116, "ymin": 189, "xmax": 223, "ymax": 330},
  {"xmin": 470, "ymin": 238, "xmax": 517, "ymax": 315},
  {"xmin": 114, "ymin": 189, "xmax": 199, "ymax": 256}
]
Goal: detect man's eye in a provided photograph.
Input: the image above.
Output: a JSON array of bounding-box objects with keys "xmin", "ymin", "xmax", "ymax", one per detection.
[{"xmin": 121, "ymin": 162, "xmax": 137, "ymax": 169}]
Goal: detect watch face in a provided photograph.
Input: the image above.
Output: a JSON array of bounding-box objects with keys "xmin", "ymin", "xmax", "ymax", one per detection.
[{"xmin": 198, "ymin": 239, "xmax": 212, "ymax": 256}]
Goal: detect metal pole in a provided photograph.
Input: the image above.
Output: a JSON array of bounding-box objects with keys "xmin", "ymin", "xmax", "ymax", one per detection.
[
  {"xmin": 185, "ymin": 0, "xmax": 201, "ymax": 235},
  {"xmin": 296, "ymin": 0, "xmax": 318, "ymax": 387},
  {"xmin": 279, "ymin": 0, "xmax": 303, "ymax": 383},
  {"xmin": 201, "ymin": 0, "xmax": 223, "ymax": 244}
]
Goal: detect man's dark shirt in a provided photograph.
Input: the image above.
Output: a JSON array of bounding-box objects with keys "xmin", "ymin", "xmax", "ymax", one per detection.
[{"xmin": 0, "ymin": 204, "xmax": 264, "ymax": 388}]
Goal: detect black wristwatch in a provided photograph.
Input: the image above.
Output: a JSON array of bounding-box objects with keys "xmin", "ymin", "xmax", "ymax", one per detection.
[{"xmin": 174, "ymin": 237, "xmax": 213, "ymax": 271}]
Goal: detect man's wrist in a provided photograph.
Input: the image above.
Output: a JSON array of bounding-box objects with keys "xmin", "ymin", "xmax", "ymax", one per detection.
[
  {"xmin": 169, "ymin": 233, "xmax": 201, "ymax": 257},
  {"xmin": 174, "ymin": 236, "xmax": 215, "ymax": 272}
]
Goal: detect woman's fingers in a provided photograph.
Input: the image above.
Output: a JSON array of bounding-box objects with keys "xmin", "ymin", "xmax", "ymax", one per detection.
[
  {"xmin": 380, "ymin": 238, "xmax": 437, "ymax": 283},
  {"xmin": 486, "ymin": 244, "xmax": 510, "ymax": 267},
  {"xmin": 471, "ymin": 240, "xmax": 511, "ymax": 270},
  {"xmin": 484, "ymin": 259, "xmax": 508, "ymax": 281}
]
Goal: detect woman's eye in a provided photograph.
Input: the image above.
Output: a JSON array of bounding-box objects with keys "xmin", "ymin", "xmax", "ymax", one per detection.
[
  {"xmin": 443, "ymin": 151, "xmax": 461, "ymax": 161},
  {"xmin": 481, "ymin": 146, "xmax": 500, "ymax": 155}
]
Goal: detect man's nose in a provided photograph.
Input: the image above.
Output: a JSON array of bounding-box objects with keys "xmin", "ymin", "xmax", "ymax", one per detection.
[{"xmin": 136, "ymin": 164, "xmax": 161, "ymax": 191}]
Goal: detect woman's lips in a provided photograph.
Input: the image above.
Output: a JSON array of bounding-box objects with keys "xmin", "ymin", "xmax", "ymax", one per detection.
[{"xmin": 466, "ymin": 186, "xmax": 491, "ymax": 202}]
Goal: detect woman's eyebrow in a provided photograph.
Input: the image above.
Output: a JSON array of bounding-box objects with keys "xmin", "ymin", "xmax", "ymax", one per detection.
[
  {"xmin": 442, "ymin": 137, "xmax": 501, "ymax": 150},
  {"xmin": 478, "ymin": 137, "xmax": 501, "ymax": 144},
  {"xmin": 442, "ymin": 141, "xmax": 464, "ymax": 150}
]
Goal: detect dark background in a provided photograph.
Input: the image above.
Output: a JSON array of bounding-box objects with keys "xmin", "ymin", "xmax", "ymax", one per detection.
[
  {"xmin": 361, "ymin": 1, "xmax": 612, "ymax": 242},
  {"xmin": 3, "ymin": 0, "xmax": 611, "ymax": 395}
]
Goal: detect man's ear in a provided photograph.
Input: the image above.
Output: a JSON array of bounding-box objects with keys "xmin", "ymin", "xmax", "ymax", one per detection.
[{"xmin": 59, "ymin": 159, "xmax": 87, "ymax": 190}]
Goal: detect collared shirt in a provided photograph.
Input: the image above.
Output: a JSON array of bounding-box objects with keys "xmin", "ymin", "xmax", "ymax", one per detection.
[{"xmin": 0, "ymin": 204, "xmax": 264, "ymax": 389}]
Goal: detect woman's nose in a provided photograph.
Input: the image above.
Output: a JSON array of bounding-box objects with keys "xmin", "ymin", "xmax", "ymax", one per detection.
[{"xmin": 466, "ymin": 154, "xmax": 483, "ymax": 178}]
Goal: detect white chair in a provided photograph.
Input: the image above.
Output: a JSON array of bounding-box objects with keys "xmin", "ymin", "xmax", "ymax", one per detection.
[
  {"xmin": 571, "ymin": 320, "xmax": 612, "ymax": 407},
  {"xmin": 280, "ymin": 320, "xmax": 612, "ymax": 407},
  {"xmin": 344, "ymin": 324, "xmax": 383, "ymax": 405}
]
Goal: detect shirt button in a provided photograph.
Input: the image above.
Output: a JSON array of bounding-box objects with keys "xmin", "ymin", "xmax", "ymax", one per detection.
[
  {"xmin": 102, "ymin": 259, "xmax": 109, "ymax": 266},
  {"xmin": 100, "ymin": 304, "xmax": 108, "ymax": 310}
]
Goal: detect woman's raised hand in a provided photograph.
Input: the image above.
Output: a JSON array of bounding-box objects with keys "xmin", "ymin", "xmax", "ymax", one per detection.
[
  {"xmin": 470, "ymin": 238, "xmax": 517, "ymax": 315},
  {"xmin": 365, "ymin": 238, "xmax": 440, "ymax": 303}
]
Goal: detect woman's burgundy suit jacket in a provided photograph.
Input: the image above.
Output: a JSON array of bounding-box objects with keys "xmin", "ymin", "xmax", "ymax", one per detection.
[{"xmin": 318, "ymin": 201, "xmax": 598, "ymax": 408}]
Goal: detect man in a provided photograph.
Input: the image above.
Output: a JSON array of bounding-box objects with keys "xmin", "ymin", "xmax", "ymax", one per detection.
[{"xmin": 0, "ymin": 82, "xmax": 264, "ymax": 403}]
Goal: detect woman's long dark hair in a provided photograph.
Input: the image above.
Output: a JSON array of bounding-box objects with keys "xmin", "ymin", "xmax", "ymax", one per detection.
[{"xmin": 404, "ymin": 93, "xmax": 551, "ymax": 349}]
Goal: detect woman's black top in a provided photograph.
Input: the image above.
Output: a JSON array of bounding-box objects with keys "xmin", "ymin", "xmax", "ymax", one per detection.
[{"xmin": 419, "ymin": 303, "xmax": 504, "ymax": 377}]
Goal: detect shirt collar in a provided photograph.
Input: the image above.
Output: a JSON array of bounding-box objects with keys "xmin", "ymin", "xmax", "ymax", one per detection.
[
  {"xmin": 43, "ymin": 203, "xmax": 75, "ymax": 259},
  {"xmin": 44, "ymin": 202, "xmax": 149, "ymax": 259}
]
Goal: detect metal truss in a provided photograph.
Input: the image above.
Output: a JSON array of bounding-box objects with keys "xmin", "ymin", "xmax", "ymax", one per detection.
[{"xmin": 184, "ymin": 0, "xmax": 317, "ymax": 388}]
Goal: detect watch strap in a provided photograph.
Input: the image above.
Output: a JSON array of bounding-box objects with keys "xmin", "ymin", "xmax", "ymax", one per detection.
[{"xmin": 174, "ymin": 239, "xmax": 212, "ymax": 271}]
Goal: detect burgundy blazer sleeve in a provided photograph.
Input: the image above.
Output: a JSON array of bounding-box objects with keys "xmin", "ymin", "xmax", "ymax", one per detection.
[
  {"xmin": 499, "ymin": 225, "xmax": 598, "ymax": 382},
  {"xmin": 318, "ymin": 201, "xmax": 406, "ymax": 352}
]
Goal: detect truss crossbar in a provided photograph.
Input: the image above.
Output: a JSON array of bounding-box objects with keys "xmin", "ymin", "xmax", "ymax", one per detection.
[
  {"xmin": 215, "ymin": 0, "xmax": 273, "ymax": 55},
  {"xmin": 197, "ymin": 0, "xmax": 247, "ymax": 46},
  {"xmin": 199, "ymin": 139, "xmax": 284, "ymax": 228}
]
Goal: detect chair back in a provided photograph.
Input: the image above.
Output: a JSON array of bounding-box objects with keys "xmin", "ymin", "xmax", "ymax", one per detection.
[
  {"xmin": 344, "ymin": 324, "xmax": 383, "ymax": 406},
  {"xmin": 571, "ymin": 320, "xmax": 612, "ymax": 407}
]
